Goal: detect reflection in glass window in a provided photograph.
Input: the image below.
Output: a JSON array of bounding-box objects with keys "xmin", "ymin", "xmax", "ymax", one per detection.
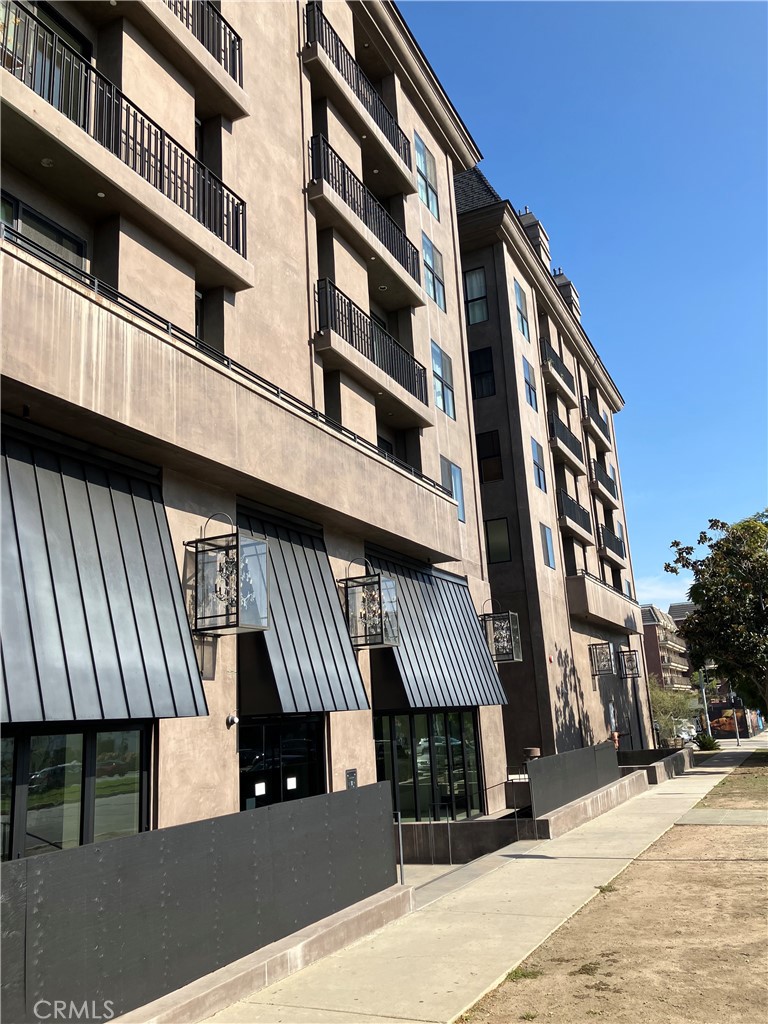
[
  {"xmin": 469, "ymin": 347, "xmax": 495, "ymax": 399},
  {"xmin": 431, "ymin": 341, "xmax": 455, "ymax": 419},
  {"xmin": 523, "ymin": 356, "xmax": 538, "ymax": 411},
  {"xmin": 515, "ymin": 279, "xmax": 530, "ymax": 339},
  {"xmin": 415, "ymin": 133, "xmax": 439, "ymax": 218},
  {"xmin": 93, "ymin": 730, "xmax": 141, "ymax": 843},
  {"xmin": 440, "ymin": 457, "xmax": 466, "ymax": 522},
  {"xmin": 422, "ymin": 233, "xmax": 446, "ymax": 311},
  {"xmin": 464, "ymin": 268, "xmax": 488, "ymax": 324},
  {"xmin": 531, "ymin": 437, "xmax": 547, "ymax": 492},
  {"xmin": 541, "ymin": 523, "xmax": 556, "ymax": 568},
  {"xmin": 26, "ymin": 734, "xmax": 83, "ymax": 857},
  {"xmin": 1, "ymin": 737, "xmax": 14, "ymax": 862},
  {"xmin": 477, "ymin": 430, "xmax": 502, "ymax": 483},
  {"xmin": 395, "ymin": 715, "xmax": 416, "ymax": 821}
]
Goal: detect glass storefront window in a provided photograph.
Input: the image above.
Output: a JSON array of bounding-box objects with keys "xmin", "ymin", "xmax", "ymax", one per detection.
[
  {"xmin": 93, "ymin": 730, "xmax": 141, "ymax": 842},
  {"xmin": 463, "ymin": 712, "xmax": 481, "ymax": 817},
  {"xmin": 26, "ymin": 734, "xmax": 83, "ymax": 857},
  {"xmin": 394, "ymin": 716, "xmax": 416, "ymax": 821},
  {"xmin": 448, "ymin": 712, "xmax": 467, "ymax": 820},
  {"xmin": 413, "ymin": 713, "xmax": 432, "ymax": 822},
  {"xmin": 1, "ymin": 737, "xmax": 14, "ymax": 861},
  {"xmin": 239, "ymin": 715, "xmax": 325, "ymax": 812}
]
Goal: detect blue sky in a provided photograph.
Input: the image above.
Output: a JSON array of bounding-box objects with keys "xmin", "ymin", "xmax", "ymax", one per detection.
[{"xmin": 400, "ymin": 0, "xmax": 768, "ymax": 608}]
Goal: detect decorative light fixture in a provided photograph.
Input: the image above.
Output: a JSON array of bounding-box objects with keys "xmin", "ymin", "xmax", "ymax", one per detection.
[
  {"xmin": 618, "ymin": 649, "xmax": 640, "ymax": 679},
  {"xmin": 339, "ymin": 559, "xmax": 398, "ymax": 648},
  {"xmin": 589, "ymin": 642, "xmax": 614, "ymax": 676},
  {"xmin": 479, "ymin": 600, "xmax": 522, "ymax": 663},
  {"xmin": 185, "ymin": 514, "xmax": 269, "ymax": 635}
]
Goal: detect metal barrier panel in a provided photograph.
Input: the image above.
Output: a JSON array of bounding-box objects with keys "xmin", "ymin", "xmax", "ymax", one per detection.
[
  {"xmin": 1, "ymin": 784, "xmax": 396, "ymax": 1023},
  {"xmin": 594, "ymin": 740, "xmax": 622, "ymax": 789},
  {"xmin": 526, "ymin": 743, "xmax": 619, "ymax": 818}
]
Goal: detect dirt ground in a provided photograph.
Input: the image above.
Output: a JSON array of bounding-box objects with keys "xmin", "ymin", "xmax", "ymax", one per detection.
[{"xmin": 461, "ymin": 758, "xmax": 768, "ymax": 1024}]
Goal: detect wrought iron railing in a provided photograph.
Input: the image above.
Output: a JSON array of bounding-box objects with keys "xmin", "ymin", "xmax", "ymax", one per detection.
[
  {"xmin": 0, "ymin": 0, "xmax": 246, "ymax": 255},
  {"xmin": 547, "ymin": 411, "xmax": 584, "ymax": 463},
  {"xmin": 317, "ymin": 279, "xmax": 427, "ymax": 404},
  {"xmin": 599, "ymin": 525, "xmax": 626, "ymax": 559},
  {"xmin": 590, "ymin": 459, "xmax": 618, "ymax": 499},
  {"xmin": 164, "ymin": 0, "xmax": 242, "ymax": 84},
  {"xmin": 305, "ymin": 1, "xmax": 411, "ymax": 168},
  {"xmin": 2, "ymin": 225, "xmax": 449, "ymax": 495},
  {"xmin": 310, "ymin": 135, "xmax": 420, "ymax": 283},
  {"xmin": 540, "ymin": 339, "xmax": 575, "ymax": 393},
  {"xmin": 581, "ymin": 396, "xmax": 611, "ymax": 441},
  {"xmin": 556, "ymin": 489, "xmax": 592, "ymax": 534}
]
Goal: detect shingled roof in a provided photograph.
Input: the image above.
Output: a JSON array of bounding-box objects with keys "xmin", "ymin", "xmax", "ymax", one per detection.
[{"xmin": 454, "ymin": 167, "xmax": 502, "ymax": 215}]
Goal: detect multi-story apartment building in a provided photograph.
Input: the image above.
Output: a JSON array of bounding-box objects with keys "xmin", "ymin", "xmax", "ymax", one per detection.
[
  {"xmin": 642, "ymin": 605, "xmax": 691, "ymax": 690},
  {"xmin": 454, "ymin": 168, "xmax": 652, "ymax": 762},
  {"xmin": 0, "ymin": 0, "xmax": 509, "ymax": 866}
]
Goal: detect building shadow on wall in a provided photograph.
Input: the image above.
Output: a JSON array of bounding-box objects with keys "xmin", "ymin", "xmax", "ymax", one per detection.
[{"xmin": 554, "ymin": 646, "xmax": 591, "ymax": 750}]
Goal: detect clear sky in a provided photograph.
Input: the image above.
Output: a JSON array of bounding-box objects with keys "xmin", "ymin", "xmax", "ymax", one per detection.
[{"xmin": 399, "ymin": 0, "xmax": 768, "ymax": 608}]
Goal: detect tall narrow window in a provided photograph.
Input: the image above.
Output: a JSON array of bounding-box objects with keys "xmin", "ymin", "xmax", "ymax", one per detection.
[
  {"xmin": 469, "ymin": 347, "xmax": 495, "ymax": 399},
  {"xmin": 431, "ymin": 342, "xmax": 455, "ymax": 419},
  {"xmin": 514, "ymin": 279, "xmax": 530, "ymax": 340},
  {"xmin": 541, "ymin": 524, "xmax": 556, "ymax": 568},
  {"xmin": 415, "ymin": 134, "xmax": 439, "ymax": 218},
  {"xmin": 531, "ymin": 438, "xmax": 547, "ymax": 492},
  {"xmin": 1, "ymin": 191, "xmax": 86, "ymax": 269},
  {"xmin": 523, "ymin": 356, "xmax": 538, "ymax": 411},
  {"xmin": 463, "ymin": 267, "xmax": 488, "ymax": 324},
  {"xmin": 422, "ymin": 233, "xmax": 446, "ymax": 311},
  {"xmin": 477, "ymin": 430, "xmax": 502, "ymax": 482},
  {"xmin": 440, "ymin": 457, "xmax": 465, "ymax": 522},
  {"xmin": 485, "ymin": 518, "xmax": 511, "ymax": 563}
]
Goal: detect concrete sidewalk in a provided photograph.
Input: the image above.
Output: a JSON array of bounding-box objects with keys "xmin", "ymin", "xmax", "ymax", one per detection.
[{"xmin": 202, "ymin": 735, "xmax": 767, "ymax": 1024}]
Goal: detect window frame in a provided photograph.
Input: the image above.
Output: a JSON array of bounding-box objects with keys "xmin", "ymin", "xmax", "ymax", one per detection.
[
  {"xmin": 540, "ymin": 523, "xmax": 556, "ymax": 569},
  {"xmin": 463, "ymin": 267, "xmax": 488, "ymax": 325},
  {"xmin": 476, "ymin": 430, "xmax": 503, "ymax": 483},
  {"xmin": 469, "ymin": 347, "xmax": 495, "ymax": 399},
  {"xmin": 1, "ymin": 190, "xmax": 86, "ymax": 269},
  {"xmin": 531, "ymin": 437, "xmax": 547, "ymax": 492},
  {"xmin": 414, "ymin": 133, "xmax": 440, "ymax": 219},
  {"xmin": 440, "ymin": 456, "xmax": 466, "ymax": 523},
  {"xmin": 431, "ymin": 341, "xmax": 456, "ymax": 419},
  {"xmin": 422, "ymin": 232, "xmax": 446, "ymax": 311},
  {"xmin": 514, "ymin": 279, "xmax": 530, "ymax": 340},
  {"xmin": 523, "ymin": 355, "xmax": 538, "ymax": 411},
  {"xmin": 485, "ymin": 518, "xmax": 511, "ymax": 563}
]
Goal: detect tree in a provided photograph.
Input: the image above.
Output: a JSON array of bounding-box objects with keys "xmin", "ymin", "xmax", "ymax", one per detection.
[
  {"xmin": 665, "ymin": 511, "xmax": 768, "ymax": 713},
  {"xmin": 647, "ymin": 675, "xmax": 697, "ymax": 742}
]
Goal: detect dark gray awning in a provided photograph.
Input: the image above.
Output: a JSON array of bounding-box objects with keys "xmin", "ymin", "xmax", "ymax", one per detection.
[
  {"xmin": 1, "ymin": 436, "xmax": 206, "ymax": 724},
  {"xmin": 370, "ymin": 557, "xmax": 506, "ymax": 708},
  {"xmin": 238, "ymin": 512, "xmax": 368, "ymax": 713}
]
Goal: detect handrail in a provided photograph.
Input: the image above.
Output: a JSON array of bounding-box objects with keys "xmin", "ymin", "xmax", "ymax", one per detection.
[
  {"xmin": 599, "ymin": 524, "xmax": 626, "ymax": 559},
  {"xmin": 305, "ymin": 1, "xmax": 411, "ymax": 168},
  {"xmin": 582, "ymin": 396, "xmax": 611, "ymax": 441},
  {"xmin": 589, "ymin": 459, "xmax": 618, "ymax": 499},
  {"xmin": 547, "ymin": 411, "xmax": 584, "ymax": 463},
  {"xmin": 310, "ymin": 135, "xmax": 420, "ymax": 283},
  {"xmin": 0, "ymin": 0, "xmax": 246, "ymax": 255},
  {"xmin": 540, "ymin": 339, "xmax": 575, "ymax": 393},
  {"xmin": 164, "ymin": 0, "xmax": 242, "ymax": 84},
  {"xmin": 556, "ymin": 489, "xmax": 592, "ymax": 534},
  {"xmin": 1, "ymin": 225, "xmax": 450, "ymax": 496},
  {"xmin": 317, "ymin": 279, "xmax": 427, "ymax": 404}
]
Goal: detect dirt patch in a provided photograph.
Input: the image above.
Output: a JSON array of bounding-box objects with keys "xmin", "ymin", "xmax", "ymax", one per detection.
[
  {"xmin": 460, "ymin": 826, "xmax": 767, "ymax": 1024},
  {"xmin": 698, "ymin": 752, "xmax": 768, "ymax": 809}
]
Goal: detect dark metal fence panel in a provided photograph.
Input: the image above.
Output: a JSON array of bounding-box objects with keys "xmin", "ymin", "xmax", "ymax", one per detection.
[
  {"xmin": 547, "ymin": 412, "xmax": 584, "ymax": 463},
  {"xmin": 0, "ymin": 784, "xmax": 396, "ymax": 1023},
  {"xmin": 540, "ymin": 339, "xmax": 575, "ymax": 392},
  {"xmin": 164, "ymin": 0, "xmax": 243, "ymax": 84},
  {"xmin": 526, "ymin": 743, "xmax": 619, "ymax": 817},
  {"xmin": 556, "ymin": 489, "xmax": 592, "ymax": 534}
]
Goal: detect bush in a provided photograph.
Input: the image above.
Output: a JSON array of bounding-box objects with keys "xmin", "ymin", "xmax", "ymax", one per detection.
[{"xmin": 694, "ymin": 733, "xmax": 721, "ymax": 750}]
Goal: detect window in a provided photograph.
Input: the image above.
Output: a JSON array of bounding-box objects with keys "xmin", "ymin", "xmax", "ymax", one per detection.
[
  {"xmin": 485, "ymin": 518, "xmax": 511, "ymax": 563},
  {"xmin": 440, "ymin": 457, "xmax": 465, "ymax": 522},
  {"xmin": 463, "ymin": 268, "xmax": 488, "ymax": 324},
  {"xmin": 531, "ymin": 438, "xmax": 547, "ymax": 492},
  {"xmin": 477, "ymin": 430, "xmax": 503, "ymax": 482},
  {"xmin": 1, "ymin": 191, "xmax": 86, "ymax": 269},
  {"xmin": 377, "ymin": 435, "xmax": 395, "ymax": 456},
  {"xmin": 431, "ymin": 342, "xmax": 455, "ymax": 419},
  {"xmin": 523, "ymin": 356, "xmax": 538, "ymax": 411},
  {"xmin": 540, "ymin": 523, "xmax": 556, "ymax": 568},
  {"xmin": 469, "ymin": 347, "xmax": 495, "ymax": 399},
  {"xmin": 422, "ymin": 233, "xmax": 446, "ymax": 311},
  {"xmin": 415, "ymin": 133, "xmax": 439, "ymax": 218},
  {"xmin": 514, "ymin": 279, "xmax": 530, "ymax": 340}
]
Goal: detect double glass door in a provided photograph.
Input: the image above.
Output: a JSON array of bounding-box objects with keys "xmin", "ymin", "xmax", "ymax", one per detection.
[{"xmin": 238, "ymin": 715, "xmax": 325, "ymax": 811}]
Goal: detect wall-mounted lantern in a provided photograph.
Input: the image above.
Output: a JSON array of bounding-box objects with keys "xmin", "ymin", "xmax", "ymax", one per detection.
[
  {"xmin": 589, "ymin": 642, "xmax": 614, "ymax": 676},
  {"xmin": 618, "ymin": 649, "xmax": 640, "ymax": 679},
  {"xmin": 185, "ymin": 514, "xmax": 269, "ymax": 635},
  {"xmin": 339, "ymin": 559, "xmax": 399, "ymax": 648},
  {"xmin": 479, "ymin": 600, "xmax": 523, "ymax": 663}
]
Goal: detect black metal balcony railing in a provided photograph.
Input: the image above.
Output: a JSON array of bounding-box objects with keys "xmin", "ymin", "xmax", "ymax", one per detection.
[
  {"xmin": 557, "ymin": 489, "xmax": 592, "ymax": 534},
  {"xmin": 569, "ymin": 569, "xmax": 638, "ymax": 605},
  {"xmin": 599, "ymin": 524, "xmax": 626, "ymax": 559},
  {"xmin": 164, "ymin": 0, "xmax": 242, "ymax": 84},
  {"xmin": 2, "ymin": 225, "xmax": 450, "ymax": 497},
  {"xmin": 317, "ymin": 279, "xmax": 427, "ymax": 404},
  {"xmin": 310, "ymin": 135, "xmax": 420, "ymax": 284},
  {"xmin": 547, "ymin": 411, "xmax": 584, "ymax": 463},
  {"xmin": 590, "ymin": 459, "xmax": 618, "ymax": 499},
  {"xmin": 540, "ymin": 339, "xmax": 575, "ymax": 393},
  {"xmin": 305, "ymin": 1, "xmax": 411, "ymax": 169},
  {"xmin": 1, "ymin": 0, "xmax": 246, "ymax": 255},
  {"xmin": 582, "ymin": 396, "xmax": 611, "ymax": 442}
]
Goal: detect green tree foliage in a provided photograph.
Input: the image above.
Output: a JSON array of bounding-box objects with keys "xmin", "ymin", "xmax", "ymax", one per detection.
[
  {"xmin": 665, "ymin": 512, "xmax": 768, "ymax": 713},
  {"xmin": 648, "ymin": 675, "xmax": 696, "ymax": 741}
]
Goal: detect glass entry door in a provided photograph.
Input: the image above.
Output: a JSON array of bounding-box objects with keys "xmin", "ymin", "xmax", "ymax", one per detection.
[{"xmin": 238, "ymin": 715, "xmax": 325, "ymax": 811}]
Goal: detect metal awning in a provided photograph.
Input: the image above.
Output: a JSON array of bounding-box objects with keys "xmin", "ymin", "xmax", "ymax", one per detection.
[
  {"xmin": 1, "ymin": 435, "xmax": 207, "ymax": 723},
  {"xmin": 238, "ymin": 511, "xmax": 369, "ymax": 713},
  {"xmin": 370, "ymin": 557, "xmax": 506, "ymax": 708}
]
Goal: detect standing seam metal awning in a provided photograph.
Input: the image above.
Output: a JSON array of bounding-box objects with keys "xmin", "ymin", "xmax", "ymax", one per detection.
[
  {"xmin": 238, "ymin": 511, "xmax": 368, "ymax": 713},
  {"xmin": 370, "ymin": 556, "xmax": 506, "ymax": 708},
  {"xmin": 1, "ymin": 436, "xmax": 207, "ymax": 724}
]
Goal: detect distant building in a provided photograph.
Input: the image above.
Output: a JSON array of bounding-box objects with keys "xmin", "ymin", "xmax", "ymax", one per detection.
[{"xmin": 642, "ymin": 606, "xmax": 691, "ymax": 690}]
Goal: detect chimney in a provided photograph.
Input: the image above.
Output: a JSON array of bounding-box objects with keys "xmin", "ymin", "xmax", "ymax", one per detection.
[
  {"xmin": 552, "ymin": 269, "xmax": 581, "ymax": 322},
  {"xmin": 518, "ymin": 208, "xmax": 551, "ymax": 267}
]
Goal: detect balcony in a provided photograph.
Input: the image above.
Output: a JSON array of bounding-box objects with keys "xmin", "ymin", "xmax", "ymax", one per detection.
[
  {"xmin": 581, "ymin": 396, "xmax": 612, "ymax": 451},
  {"xmin": 589, "ymin": 459, "xmax": 619, "ymax": 509},
  {"xmin": 1, "ymin": 0, "xmax": 246, "ymax": 257},
  {"xmin": 164, "ymin": 0, "xmax": 242, "ymax": 84},
  {"xmin": 566, "ymin": 572, "xmax": 640, "ymax": 635},
  {"xmin": 547, "ymin": 411, "xmax": 585, "ymax": 475},
  {"xmin": 308, "ymin": 135, "xmax": 423, "ymax": 309},
  {"xmin": 303, "ymin": 2, "xmax": 414, "ymax": 197},
  {"xmin": 556, "ymin": 489, "xmax": 593, "ymax": 546},
  {"xmin": 540, "ymin": 339, "xmax": 577, "ymax": 409},
  {"xmin": 316, "ymin": 279, "xmax": 431, "ymax": 427},
  {"xmin": 598, "ymin": 524, "xmax": 626, "ymax": 566}
]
